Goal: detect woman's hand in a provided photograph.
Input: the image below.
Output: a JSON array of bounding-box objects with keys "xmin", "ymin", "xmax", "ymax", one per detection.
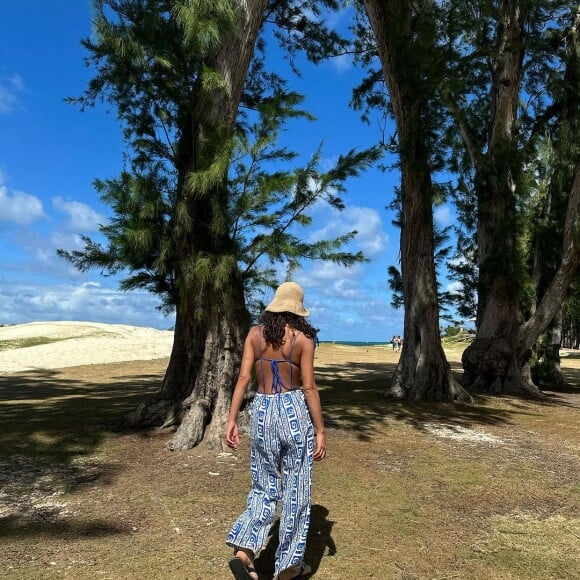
[
  {"xmin": 313, "ymin": 431, "xmax": 327, "ymax": 461},
  {"xmin": 226, "ymin": 420, "xmax": 241, "ymax": 450}
]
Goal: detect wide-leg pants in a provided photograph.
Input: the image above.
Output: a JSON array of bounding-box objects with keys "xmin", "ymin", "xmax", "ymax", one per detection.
[{"xmin": 226, "ymin": 390, "xmax": 314, "ymax": 576}]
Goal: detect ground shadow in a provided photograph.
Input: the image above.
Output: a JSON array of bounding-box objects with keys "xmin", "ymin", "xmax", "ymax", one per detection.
[
  {"xmin": 0, "ymin": 516, "xmax": 129, "ymax": 539},
  {"xmin": 315, "ymin": 359, "xmax": 579, "ymax": 440},
  {"xmin": 0, "ymin": 363, "xmax": 165, "ymax": 540},
  {"xmin": 0, "ymin": 366, "xmax": 163, "ymax": 460},
  {"xmin": 253, "ymin": 504, "xmax": 335, "ymax": 579},
  {"xmin": 305, "ymin": 505, "xmax": 337, "ymax": 571}
]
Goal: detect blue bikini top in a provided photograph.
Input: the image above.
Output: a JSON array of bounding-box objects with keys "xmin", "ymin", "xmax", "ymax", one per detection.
[{"xmin": 257, "ymin": 326, "xmax": 300, "ymax": 394}]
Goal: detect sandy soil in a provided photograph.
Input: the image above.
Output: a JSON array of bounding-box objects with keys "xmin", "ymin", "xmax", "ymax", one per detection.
[{"xmin": 0, "ymin": 321, "xmax": 174, "ymax": 374}]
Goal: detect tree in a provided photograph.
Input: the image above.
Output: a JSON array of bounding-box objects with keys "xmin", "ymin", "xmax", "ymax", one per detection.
[
  {"xmin": 388, "ymin": 222, "xmax": 462, "ymax": 326},
  {"xmin": 60, "ymin": 0, "xmax": 269, "ymax": 450},
  {"xmin": 527, "ymin": 139, "xmax": 569, "ymax": 388},
  {"xmin": 439, "ymin": 0, "xmax": 580, "ymax": 395},
  {"xmin": 358, "ymin": 0, "xmax": 471, "ymax": 402},
  {"xmin": 447, "ymin": 178, "xmax": 479, "ymax": 324},
  {"xmin": 562, "ymin": 275, "xmax": 580, "ymax": 348},
  {"xmin": 62, "ymin": 0, "xmax": 378, "ymax": 450}
]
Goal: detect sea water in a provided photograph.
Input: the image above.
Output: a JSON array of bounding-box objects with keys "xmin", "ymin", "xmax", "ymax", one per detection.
[{"xmin": 320, "ymin": 341, "xmax": 390, "ymax": 347}]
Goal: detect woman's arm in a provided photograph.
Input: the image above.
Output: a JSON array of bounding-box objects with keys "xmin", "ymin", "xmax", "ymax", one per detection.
[
  {"xmin": 299, "ymin": 335, "xmax": 327, "ymax": 461},
  {"xmin": 225, "ymin": 328, "xmax": 256, "ymax": 450}
]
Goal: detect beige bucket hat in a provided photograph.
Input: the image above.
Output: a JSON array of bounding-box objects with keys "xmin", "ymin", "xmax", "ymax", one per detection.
[{"xmin": 265, "ymin": 282, "xmax": 310, "ymax": 317}]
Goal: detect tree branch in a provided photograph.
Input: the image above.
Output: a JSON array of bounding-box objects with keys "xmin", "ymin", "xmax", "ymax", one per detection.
[
  {"xmin": 519, "ymin": 162, "xmax": 580, "ymax": 351},
  {"xmin": 444, "ymin": 95, "xmax": 483, "ymax": 170}
]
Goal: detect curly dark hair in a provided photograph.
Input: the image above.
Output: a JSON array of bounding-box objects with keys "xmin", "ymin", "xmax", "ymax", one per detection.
[{"xmin": 260, "ymin": 311, "xmax": 318, "ymax": 350}]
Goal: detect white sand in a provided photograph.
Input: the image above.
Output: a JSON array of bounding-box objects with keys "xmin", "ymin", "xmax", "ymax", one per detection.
[{"xmin": 0, "ymin": 321, "xmax": 174, "ymax": 374}]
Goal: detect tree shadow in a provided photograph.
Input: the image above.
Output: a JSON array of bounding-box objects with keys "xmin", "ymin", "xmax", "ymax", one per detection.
[
  {"xmin": 253, "ymin": 504, "xmax": 335, "ymax": 579},
  {"xmin": 0, "ymin": 364, "xmax": 164, "ymax": 540},
  {"xmin": 0, "ymin": 367, "xmax": 162, "ymax": 460},
  {"xmin": 315, "ymin": 360, "xmax": 578, "ymax": 440},
  {"xmin": 0, "ymin": 516, "xmax": 129, "ymax": 539}
]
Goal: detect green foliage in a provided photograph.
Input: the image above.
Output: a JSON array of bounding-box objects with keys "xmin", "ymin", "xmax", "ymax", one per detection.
[
  {"xmin": 267, "ymin": 0, "xmax": 352, "ymax": 67},
  {"xmin": 0, "ymin": 337, "xmax": 65, "ymax": 351},
  {"xmin": 562, "ymin": 274, "xmax": 580, "ymax": 347},
  {"xmin": 60, "ymin": 0, "xmax": 380, "ymax": 321},
  {"xmin": 443, "ymin": 325, "xmax": 461, "ymax": 337},
  {"xmin": 387, "ymin": 265, "xmax": 403, "ymax": 309},
  {"xmin": 438, "ymin": 0, "xmax": 577, "ymax": 299},
  {"xmin": 230, "ymin": 92, "xmax": 381, "ymax": 302}
]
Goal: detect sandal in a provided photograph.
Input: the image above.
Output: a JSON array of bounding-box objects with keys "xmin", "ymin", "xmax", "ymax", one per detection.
[{"xmin": 229, "ymin": 556, "xmax": 258, "ymax": 580}]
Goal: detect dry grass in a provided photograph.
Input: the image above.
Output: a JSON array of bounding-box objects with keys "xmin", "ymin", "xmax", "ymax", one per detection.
[
  {"xmin": 0, "ymin": 337, "xmax": 66, "ymax": 351},
  {"xmin": 0, "ymin": 345, "xmax": 578, "ymax": 579}
]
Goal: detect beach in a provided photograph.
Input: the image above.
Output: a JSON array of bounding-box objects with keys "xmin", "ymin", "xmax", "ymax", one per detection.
[{"xmin": 0, "ymin": 321, "xmax": 174, "ymax": 374}]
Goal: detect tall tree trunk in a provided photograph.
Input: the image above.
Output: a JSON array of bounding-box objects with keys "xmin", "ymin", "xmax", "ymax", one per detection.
[
  {"xmin": 462, "ymin": 3, "xmax": 580, "ymax": 396},
  {"xmin": 125, "ymin": 0, "xmax": 268, "ymax": 450},
  {"xmin": 363, "ymin": 0, "xmax": 471, "ymax": 403},
  {"xmin": 124, "ymin": 298, "xmax": 206, "ymax": 429},
  {"xmin": 168, "ymin": 278, "xmax": 248, "ymax": 450},
  {"xmin": 460, "ymin": 0, "xmax": 537, "ymax": 395}
]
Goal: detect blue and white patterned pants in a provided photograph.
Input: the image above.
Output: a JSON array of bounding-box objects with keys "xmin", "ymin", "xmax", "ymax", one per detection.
[{"xmin": 227, "ymin": 390, "xmax": 314, "ymax": 576}]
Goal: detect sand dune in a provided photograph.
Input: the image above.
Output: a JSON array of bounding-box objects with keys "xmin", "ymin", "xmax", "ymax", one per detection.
[{"xmin": 0, "ymin": 321, "xmax": 174, "ymax": 374}]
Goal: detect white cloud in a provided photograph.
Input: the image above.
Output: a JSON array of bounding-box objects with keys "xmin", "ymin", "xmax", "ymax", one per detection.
[
  {"xmin": 49, "ymin": 231, "xmax": 87, "ymax": 252},
  {"xmin": 445, "ymin": 281, "xmax": 463, "ymax": 293},
  {"xmin": 53, "ymin": 196, "xmax": 104, "ymax": 232},
  {"xmin": 0, "ymin": 73, "xmax": 24, "ymax": 113},
  {"xmin": 309, "ymin": 205, "xmax": 389, "ymax": 256},
  {"xmin": 0, "ymin": 184, "xmax": 46, "ymax": 225},
  {"xmin": 330, "ymin": 53, "xmax": 353, "ymax": 74},
  {"xmin": 325, "ymin": 5, "xmax": 352, "ymax": 31},
  {"xmin": 9, "ymin": 74, "xmax": 24, "ymax": 91},
  {"xmin": 434, "ymin": 204, "xmax": 454, "ymax": 228},
  {"xmin": 307, "ymin": 288, "xmax": 404, "ymax": 342},
  {"xmin": 0, "ymin": 280, "xmax": 173, "ymax": 329},
  {"xmin": 332, "ymin": 278, "xmax": 362, "ymax": 300},
  {"xmin": 303, "ymin": 261, "xmax": 363, "ymax": 284}
]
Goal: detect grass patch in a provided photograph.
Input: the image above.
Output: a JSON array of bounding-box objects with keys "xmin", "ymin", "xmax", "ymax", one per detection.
[
  {"xmin": 0, "ymin": 345, "xmax": 579, "ymax": 579},
  {"xmin": 0, "ymin": 337, "xmax": 67, "ymax": 351},
  {"xmin": 479, "ymin": 513, "xmax": 580, "ymax": 578},
  {"xmin": 0, "ymin": 331, "xmax": 115, "ymax": 352}
]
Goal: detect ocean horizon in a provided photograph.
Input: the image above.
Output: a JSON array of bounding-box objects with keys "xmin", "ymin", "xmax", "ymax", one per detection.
[{"xmin": 320, "ymin": 341, "xmax": 390, "ymax": 347}]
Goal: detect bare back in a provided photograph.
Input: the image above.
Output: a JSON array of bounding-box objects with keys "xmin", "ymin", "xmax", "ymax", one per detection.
[{"xmin": 250, "ymin": 325, "xmax": 305, "ymax": 394}]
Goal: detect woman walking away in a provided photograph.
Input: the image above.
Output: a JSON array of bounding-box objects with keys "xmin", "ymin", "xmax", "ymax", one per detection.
[{"xmin": 226, "ymin": 282, "xmax": 327, "ymax": 580}]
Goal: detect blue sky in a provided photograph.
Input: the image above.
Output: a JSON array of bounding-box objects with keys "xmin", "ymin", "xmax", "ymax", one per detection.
[{"xmin": 0, "ymin": 1, "xmax": 457, "ymax": 342}]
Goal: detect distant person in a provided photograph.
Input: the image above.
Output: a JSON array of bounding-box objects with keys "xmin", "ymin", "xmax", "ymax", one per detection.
[
  {"xmin": 225, "ymin": 281, "xmax": 327, "ymax": 580},
  {"xmin": 391, "ymin": 335, "xmax": 397, "ymax": 350},
  {"xmin": 314, "ymin": 333, "xmax": 320, "ymax": 349}
]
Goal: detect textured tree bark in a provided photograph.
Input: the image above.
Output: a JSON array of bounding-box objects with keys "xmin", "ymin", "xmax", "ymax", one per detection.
[
  {"xmin": 363, "ymin": 0, "xmax": 471, "ymax": 403},
  {"xmin": 123, "ymin": 297, "xmax": 205, "ymax": 429},
  {"xmin": 168, "ymin": 288, "xmax": 247, "ymax": 451},
  {"xmin": 461, "ymin": 0, "xmax": 526, "ymax": 393},
  {"xmin": 462, "ymin": 5, "xmax": 580, "ymax": 396},
  {"xmin": 125, "ymin": 0, "xmax": 268, "ymax": 450}
]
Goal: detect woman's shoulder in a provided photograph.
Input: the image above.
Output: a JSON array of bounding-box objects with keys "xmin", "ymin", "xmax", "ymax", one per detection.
[
  {"xmin": 247, "ymin": 325, "xmax": 262, "ymax": 337},
  {"xmin": 251, "ymin": 324, "xmax": 267, "ymax": 341},
  {"xmin": 289, "ymin": 328, "xmax": 307, "ymax": 348}
]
